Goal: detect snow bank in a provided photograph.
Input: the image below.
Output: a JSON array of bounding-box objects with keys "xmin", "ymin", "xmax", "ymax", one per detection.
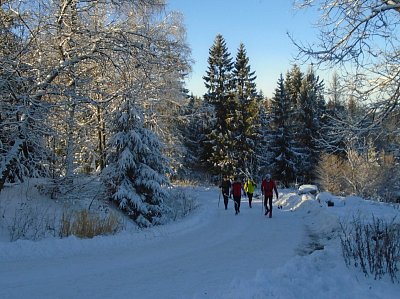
[
  {"xmin": 1, "ymin": 184, "xmax": 399, "ymax": 299},
  {"xmin": 219, "ymin": 243, "xmax": 397, "ymax": 299},
  {"xmin": 216, "ymin": 189, "xmax": 400, "ymax": 299}
]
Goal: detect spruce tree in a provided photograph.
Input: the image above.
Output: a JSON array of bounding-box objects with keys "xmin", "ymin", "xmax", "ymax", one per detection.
[
  {"xmin": 269, "ymin": 74, "xmax": 297, "ymax": 187},
  {"xmin": 233, "ymin": 43, "xmax": 258, "ymax": 101},
  {"xmin": 180, "ymin": 94, "xmax": 209, "ymax": 177},
  {"xmin": 203, "ymin": 34, "xmax": 234, "ymax": 104},
  {"xmin": 296, "ymin": 67, "xmax": 325, "ymax": 182},
  {"xmin": 202, "ymin": 34, "xmax": 237, "ymax": 177},
  {"xmin": 232, "ymin": 43, "xmax": 259, "ymax": 177},
  {"xmin": 103, "ymin": 96, "xmax": 170, "ymax": 227},
  {"xmin": 321, "ymin": 72, "xmax": 347, "ymax": 156},
  {"xmin": 255, "ymin": 100, "xmax": 273, "ymax": 180},
  {"xmin": 285, "ymin": 64, "xmax": 303, "ymax": 112}
]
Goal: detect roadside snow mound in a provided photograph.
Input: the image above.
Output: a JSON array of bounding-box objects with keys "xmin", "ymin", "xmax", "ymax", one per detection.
[
  {"xmin": 277, "ymin": 191, "xmax": 340, "ymax": 237},
  {"xmin": 277, "ymin": 192, "xmax": 320, "ymax": 213}
]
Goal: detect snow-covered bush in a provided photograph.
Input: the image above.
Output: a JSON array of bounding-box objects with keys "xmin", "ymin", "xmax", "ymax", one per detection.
[
  {"xmin": 1, "ymin": 201, "xmax": 58, "ymax": 242},
  {"xmin": 164, "ymin": 187, "xmax": 198, "ymax": 221}
]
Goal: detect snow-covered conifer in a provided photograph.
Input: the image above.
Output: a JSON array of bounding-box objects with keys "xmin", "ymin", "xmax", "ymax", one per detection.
[
  {"xmin": 295, "ymin": 67, "xmax": 325, "ymax": 182},
  {"xmin": 202, "ymin": 34, "xmax": 238, "ymax": 176},
  {"xmin": 269, "ymin": 74, "xmax": 298, "ymax": 187},
  {"xmin": 232, "ymin": 43, "xmax": 259, "ymax": 176},
  {"xmin": 103, "ymin": 96, "xmax": 170, "ymax": 227}
]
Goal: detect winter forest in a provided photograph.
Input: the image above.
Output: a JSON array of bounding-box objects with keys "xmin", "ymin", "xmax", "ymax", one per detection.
[{"xmin": 1, "ymin": 0, "xmax": 400, "ymax": 232}]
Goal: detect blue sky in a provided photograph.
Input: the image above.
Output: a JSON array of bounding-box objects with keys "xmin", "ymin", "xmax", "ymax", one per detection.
[{"xmin": 166, "ymin": 0, "xmax": 321, "ymax": 98}]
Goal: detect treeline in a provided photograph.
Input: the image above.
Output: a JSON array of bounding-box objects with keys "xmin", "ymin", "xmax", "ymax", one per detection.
[
  {"xmin": 181, "ymin": 34, "xmax": 326, "ymax": 185},
  {"xmin": 179, "ymin": 34, "xmax": 400, "ymax": 202}
]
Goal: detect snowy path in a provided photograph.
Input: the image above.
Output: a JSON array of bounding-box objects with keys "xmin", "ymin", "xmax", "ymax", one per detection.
[{"xmin": 0, "ymin": 187, "xmax": 307, "ymax": 299}]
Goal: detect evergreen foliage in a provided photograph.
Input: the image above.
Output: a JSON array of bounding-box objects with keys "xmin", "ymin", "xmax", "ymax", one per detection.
[
  {"xmin": 207, "ymin": 93, "xmax": 240, "ymax": 176},
  {"xmin": 202, "ymin": 34, "xmax": 237, "ymax": 176},
  {"xmin": 0, "ymin": 7, "xmax": 49, "ymax": 190},
  {"xmin": 232, "ymin": 43, "xmax": 259, "ymax": 177},
  {"xmin": 255, "ymin": 101, "xmax": 273, "ymax": 180},
  {"xmin": 285, "ymin": 64, "xmax": 303, "ymax": 113},
  {"xmin": 295, "ymin": 67, "xmax": 325, "ymax": 182},
  {"xmin": 102, "ymin": 96, "xmax": 170, "ymax": 227},
  {"xmin": 179, "ymin": 94, "xmax": 210, "ymax": 177},
  {"xmin": 322, "ymin": 72, "xmax": 347, "ymax": 156},
  {"xmin": 233, "ymin": 43, "xmax": 258, "ymax": 101},
  {"xmin": 203, "ymin": 34, "xmax": 234, "ymax": 104},
  {"xmin": 268, "ymin": 74, "xmax": 297, "ymax": 187}
]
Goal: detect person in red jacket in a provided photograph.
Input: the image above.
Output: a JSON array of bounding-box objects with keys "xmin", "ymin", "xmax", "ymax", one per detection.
[
  {"xmin": 261, "ymin": 174, "xmax": 278, "ymax": 218},
  {"xmin": 230, "ymin": 176, "xmax": 245, "ymax": 215}
]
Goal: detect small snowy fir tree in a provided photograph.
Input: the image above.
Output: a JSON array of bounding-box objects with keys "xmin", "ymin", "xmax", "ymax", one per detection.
[{"xmin": 103, "ymin": 96, "xmax": 170, "ymax": 227}]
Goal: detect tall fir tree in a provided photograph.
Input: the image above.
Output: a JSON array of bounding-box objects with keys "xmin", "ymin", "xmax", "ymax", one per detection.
[
  {"xmin": 320, "ymin": 72, "xmax": 347, "ymax": 157},
  {"xmin": 285, "ymin": 64, "xmax": 303, "ymax": 112},
  {"xmin": 102, "ymin": 96, "xmax": 170, "ymax": 227},
  {"xmin": 203, "ymin": 34, "xmax": 234, "ymax": 104},
  {"xmin": 179, "ymin": 94, "xmax": 210, "ymax": 177},
  {"xmin": 283, "ymin": 65, "xmax": 304, "ymax": 181},
  {"xmin": 269, "ymin": 74, "xmax": 297, "ymax": 187},
  {"xmin": 232, "ymin": 43, "xmax": 259, "ymax": 177},
  {"xmin": 202, "ymin": 34, "xmax": 237, "ymax": 177},
  {"xmin": 233, "ymin": 43, "xmax": 258, "ymax": 101},
  {"xmin": 255, "ymin": 100, "xmax": 273, "ymax": 180},
  {"xmin": 296, "ymin": 67, "xmax": 326, "ymax": 182}
]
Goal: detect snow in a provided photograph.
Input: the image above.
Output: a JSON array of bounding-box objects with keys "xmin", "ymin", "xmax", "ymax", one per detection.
[
  {"xmin": 0, "ymin": 183, "xmax": 399, "ymax": 299},
  {"xmin": 298, "ymin": 184, "xmax": 319, "ymax": 195}
]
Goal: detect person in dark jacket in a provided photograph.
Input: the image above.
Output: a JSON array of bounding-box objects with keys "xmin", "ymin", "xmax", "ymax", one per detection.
[
  {"xmin": 261, "ymin": 174, "xmax": 278, "ymax": 218},
  {"xmin": 219, "ymin": 176, "xmax": 231, "ymax": 210},
  {"xmin": 230, "ymin": 176, "xmax": 245, "ymax": 215}
]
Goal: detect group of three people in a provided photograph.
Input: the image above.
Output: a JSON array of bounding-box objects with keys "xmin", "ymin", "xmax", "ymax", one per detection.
[{"xmin": 219, "ymin": 175, "xmax": 279, "ymax": 217}]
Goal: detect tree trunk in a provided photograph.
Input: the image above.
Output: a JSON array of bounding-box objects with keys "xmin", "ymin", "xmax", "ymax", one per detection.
[{"xmin": 0, "ymin": 139, "xmax": 23, "ymax": 193}]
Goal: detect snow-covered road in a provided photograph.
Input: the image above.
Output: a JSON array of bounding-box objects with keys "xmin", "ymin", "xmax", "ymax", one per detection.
[{"xmin": 0, "ymin": 187, "xmax": 307, "ymax": 299}]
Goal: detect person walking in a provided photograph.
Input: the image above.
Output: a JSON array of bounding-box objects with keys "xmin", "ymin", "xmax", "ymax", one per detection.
[
  {"xmin": 261, "ymin": 174, "xmax": 278, "ymax": 218},
  {"xmin": 230, "ymin": 176, "xmax": 245, "ymax": 215},
  {"xmin": 219, "ymin": 176, "xmax": 231, "ymax": 210},
  {"xmin": 244, "ymin": 178, "xmax": 256, "ymax": 208}
]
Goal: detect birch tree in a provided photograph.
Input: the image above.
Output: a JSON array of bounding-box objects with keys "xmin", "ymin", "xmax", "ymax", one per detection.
[
  {"xmin": 0, "ymin": 0, "xmax": 191, "ymax": 193},
  {"xmin": 292, "ymin": 0, "xmax": 400, "ymax": 153}
]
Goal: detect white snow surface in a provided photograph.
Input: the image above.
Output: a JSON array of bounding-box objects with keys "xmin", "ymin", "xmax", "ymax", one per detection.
[{"xmin": 0, "ymin": 185, "xmax": 399, "ymax": 299}]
